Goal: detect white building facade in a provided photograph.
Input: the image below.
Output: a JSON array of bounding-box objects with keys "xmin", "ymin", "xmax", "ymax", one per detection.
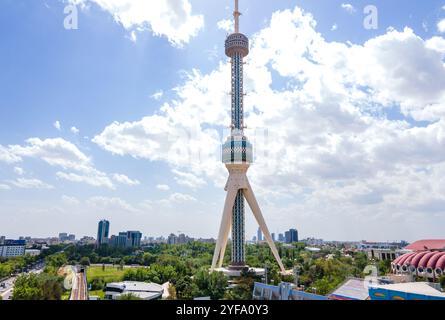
[{"xmin": 0, "ymin": 240, "xmax": 26, "ymax": 258}]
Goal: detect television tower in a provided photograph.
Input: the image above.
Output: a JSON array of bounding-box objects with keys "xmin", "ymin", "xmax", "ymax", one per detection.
[{"xmin": 211, "ymin": 0, "xmax": 285, "ymax": 273}]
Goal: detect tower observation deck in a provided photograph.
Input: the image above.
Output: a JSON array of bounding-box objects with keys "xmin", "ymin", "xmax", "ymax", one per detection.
[{"xmin": 222, "ymin": 1, "xmax": 253, "ymax": 167}]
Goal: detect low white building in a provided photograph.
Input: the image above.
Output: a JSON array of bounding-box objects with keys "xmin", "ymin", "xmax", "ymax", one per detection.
[
  {"xmin": 105, "ymin": 281, "xmax": 164, "ymax": 300},
  {"xmin": 0, "ymin": 240, "xmax": 26, "ymax": 258},
  {"xmin": 25, "ymin": 249, "xmax": 41, "ymax": 256}
]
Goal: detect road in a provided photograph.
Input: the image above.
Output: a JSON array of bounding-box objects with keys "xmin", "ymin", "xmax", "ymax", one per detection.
[
  {"xmin": 0, "ymin": 263, "xmax": 44, "ymax": 300},
  {"xmin": 0, "ymin": 277, "xmax": 16, "ymax": 300},
  {"xmin": 70, "ymin": 267, "xmax": 88, "ymax": 301}
]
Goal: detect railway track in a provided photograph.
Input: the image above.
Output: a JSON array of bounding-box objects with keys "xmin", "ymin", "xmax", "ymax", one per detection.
[{"xmin": 70, "ymin": 267, "xmax": 87, "ymax": 300}]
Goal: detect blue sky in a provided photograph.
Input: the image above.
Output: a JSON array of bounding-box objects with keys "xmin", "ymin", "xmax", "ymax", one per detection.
[{"xmin": 1, "ymin": 0, "xmax": 445, "ymax": 241}]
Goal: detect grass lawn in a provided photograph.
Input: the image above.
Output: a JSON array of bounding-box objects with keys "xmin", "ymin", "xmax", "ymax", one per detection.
[
  {"xmin": 61, "ymin": 291, "xmax": 71, "ymax": 300},
  {"xmin": 89, "ymin": 290, "xmax": 105, "ymax": 300},
  {"xmin": 86, "ymin": 266, "xmax": 126, "ymax": 284}
]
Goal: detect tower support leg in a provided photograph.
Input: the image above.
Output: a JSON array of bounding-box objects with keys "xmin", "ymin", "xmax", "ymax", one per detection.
[
  {"xmin": 244, "ymin": 179, "xmax": 286, "ymax": 273},
  {"xmin": 218, "ymin": 206, "xmax": 233, "ymax": 268},
  {"xmin": 211, "ymin": 183, "xmax": 238, "ymax": 270}
]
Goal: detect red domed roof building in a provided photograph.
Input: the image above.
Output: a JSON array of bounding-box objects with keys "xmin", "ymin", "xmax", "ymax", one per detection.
[{"xmin": 391, "ymin": 240, "xmax": 445, "ymax": 279}]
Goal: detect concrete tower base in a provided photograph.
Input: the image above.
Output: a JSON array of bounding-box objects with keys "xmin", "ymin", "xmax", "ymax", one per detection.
[
  {"xmin": 210, "ymin": 164, "xmax": 286, "ymax": 273},
  {"xmin": 214, "ymin": 267, "xmax": 266, "ymax": 278}
]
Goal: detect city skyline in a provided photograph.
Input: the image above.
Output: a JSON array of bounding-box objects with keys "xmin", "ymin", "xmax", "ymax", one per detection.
[{"xmin": 1, "ymin": 0, "xmax": 445, "ymax": 241}]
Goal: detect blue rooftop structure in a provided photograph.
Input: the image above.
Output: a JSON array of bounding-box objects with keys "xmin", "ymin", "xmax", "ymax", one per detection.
[{"xmin": 253, "ymin": 282, "xmax": 328, "ymax": 301}]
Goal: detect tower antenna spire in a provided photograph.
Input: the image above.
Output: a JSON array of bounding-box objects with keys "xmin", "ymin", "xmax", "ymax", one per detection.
[{"xmin": 234, "ymin": 0, "xmax": 240, "ymax": 33}]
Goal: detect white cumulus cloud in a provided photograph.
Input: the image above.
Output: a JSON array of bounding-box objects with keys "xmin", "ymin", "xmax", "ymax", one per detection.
[
  {"xmin": 438, "ymin": 18, "xmax": 445, "ymax": 33},
  {"xmin": 54, "ymin": 120, "xmax": 61, "ymax": 131},
  {"xmin": 70, "ymin": 0, "xmax": 204, "ymax": 47},
  {"xmin": 71, "ymin": 126, "xmax": 80, "ymax": 135},
  {"xmin": 61, "ymin": 195, "xmax": 80, "ymax": 206},
  {"xmin": 87, "ymin": 196, "xmax": 138, "ymax": 212},
  {"xmin": 9, "ymin": 138, "xmax": 92, "ymax": 172},
  {"xmin": 112, "ymin": 173, "xmax": 140, "ymax": 186},
  {"xmin": 5, "ymin": 137, "xmax": 135, "ymax": 189},
  {"xmin": 8, "ymin": 178, "xmax": 54, "ymax": 189},
  {"xmin": 168, "ymin": 192, "xmax": 197, "ymax": 203},
  {"xmin": 0, "ymin": 145, "xmax": 21, "ymax": 164},
  {"xmin": 151, "ymin": 90, "xmax": 164, "ymax": 100},
  {"xmin": 341, "ymin": 3, "xmax": 356, "ymax": 14},
  {"xmin": 56, "ymin": 171, "xmax": 115, "ymax": 189},
  {"xmin": 13, "ymin": 167, "xmax": 25, "ymax": 175},
  {"xmin": 172, "ymin": 169, "xmax": 206, "ymax": 189},
  {"xmin": 217, "ymin": 19, "xmax": 234, "ymax": 33},
  {"xmin": 156, "ymin": 184, "xmax": 170, "ymax": 191}
]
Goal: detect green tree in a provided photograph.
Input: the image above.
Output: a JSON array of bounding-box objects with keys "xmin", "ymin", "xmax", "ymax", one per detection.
[
  {"xmin": 142, "ymin": 253, "xmax": 156, "ymax": 266},
  {"xmin": 175, "ymin": 276, "xmax": 198, "ymax": 300},
  {"xmin": 12, "ymin": 273, "xmax": 63, "ymax": 300},
  {"xmin": 194, "ymin": 269, "xmax": 228, "ymax": 300},
  {"xmin": 378, "ymin": 259, "xmax": 391, "ymax": 276},
  {"xmin": 90, "ymin": 277, "xmax": 106, "ymax": 291},
  {"xmin": 224, "ymin": 276, "xmax": 254, "ymax": 300},
  {"xmin": 45, "ymin": 253, "xmax": 67, "ymax": 270},
  {"xmin": 167, "ymin": 284, "xmax": 177, "ymax": 300},
  {"xmin": 117, "ymin": 293, "xmax": 142, "ymax": 300},
  {"xmin": 440, "ymin": 275, "xmax": 445, "ymax": 290},
  {"xmin": 80, "ymin": 257, "xmax": 90, "ymax": 266}
]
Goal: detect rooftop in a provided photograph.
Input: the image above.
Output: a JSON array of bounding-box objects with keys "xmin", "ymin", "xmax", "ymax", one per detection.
[
  {"xmin": 329, "ymin": 278, "xmax": 370, "ymax": 300},
  {"xmin": 370, "ymin": 282, "xmax": 445, "ymax": 298},
  {"xmin": 107, "ymin": 281, "xmax": 163, "ymax": 292},
  {"xmin": 106, "ymin": 281, "xmax": 164, "ymax": 300},
  {"xmin": 405, "ymin": 240, "xmax": 445, "ymax": 251}
]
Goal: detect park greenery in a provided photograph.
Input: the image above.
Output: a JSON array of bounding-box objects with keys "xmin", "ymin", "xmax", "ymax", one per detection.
[
  {"xmin": 1, "ymin": 241, "xmax": 397, "ymax": 300},
  {"xmin": 0, "ymin": 244, "xmax": 67, "ymax": 280},
  {"xmin": 11, "ymin": 247, "xmax": 71, "ymax": 300},
  {"xmin": 12, "ymin": 273, "xmax": 65, "ymax": 300},
  {"xmin": 0, "ymin": 255, "xmax": 37, "ymax": 279},
  {"xmin": 59, "ymin": 242, "xmax": 387, "ymax": 299}
]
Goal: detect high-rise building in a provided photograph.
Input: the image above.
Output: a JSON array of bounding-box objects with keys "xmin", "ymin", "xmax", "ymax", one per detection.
[
  {"xmin": 177, "ymin": 233, "xmax": 193, "ymax": 244},
  {"xmin": 59, "ymin": 233, "xmax": 68, "ymax": 242},
  {"xmin": 97, "ymin": 220, "xmax": 110, "ymax": 246},
  {"xmin": 59, "ymin": 233, "xmax": 75, "ymax": 242},
  {"xmin": 271, "ymin": 233, "xmax": 276, "ymax": 242},
  {"xmin": 278, "ymin": 234, "xmax": 284, "ymax": 242},
  {"xmin": 109, "ymin": 231, "xmax": 142, "ymax": 248},
  {"xmin": 167, "ymin": 234, "xmax": 178, "ymax": 245},
  {"xmin": 257, "ymin": 227, "xmax": 263, "ymax": 242},
  {"xmin": 117, "ymin": 232, "xmax": 128, "ymax": 247},
  {"xmin": 211, "ymin": 0, "xmax": 285, "ymax": 274},
  {"xmin": 290, "ymin": 229, "xmax": 298, "ymax": 243},
  {"xmin": 285, "ymin": 229, "xmax": 299, "ymax": 244},
  {"xmin": 284, "ymin": 231, "xmax": 290, "ymax": 244},
  {"xmin": 127, "ymin": 231, "xmax": 142, "ymax": 247}
]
